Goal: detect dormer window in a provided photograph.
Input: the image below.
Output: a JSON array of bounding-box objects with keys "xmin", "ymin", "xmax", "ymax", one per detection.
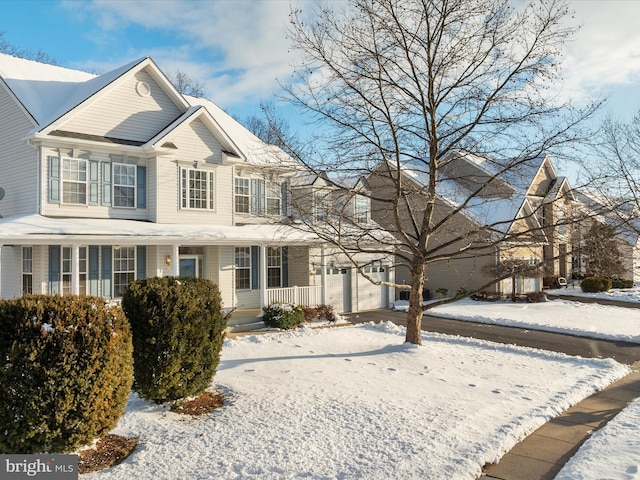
[{"xmin": 354, "ymin": 195, "xmax": 369, "ymax": 224}]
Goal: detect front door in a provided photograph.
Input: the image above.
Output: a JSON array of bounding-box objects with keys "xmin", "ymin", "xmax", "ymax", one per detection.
[{"xmin": 179, "ymin": 255, "xmax": 200, "ymax": 277}]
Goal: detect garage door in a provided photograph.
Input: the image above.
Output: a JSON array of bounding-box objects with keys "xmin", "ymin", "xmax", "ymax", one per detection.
[{"xmin": 357, "ymin": 266, "xmax": 389, "ymax": 310}]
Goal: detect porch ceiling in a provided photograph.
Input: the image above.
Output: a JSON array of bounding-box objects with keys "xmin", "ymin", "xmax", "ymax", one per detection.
[{"xmin": 0, "ymin": 214, "xmax": 321, "ymax": 246}]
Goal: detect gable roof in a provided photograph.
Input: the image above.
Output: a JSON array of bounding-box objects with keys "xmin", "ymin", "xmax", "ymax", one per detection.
[{"xmin": 0, "ymin": 53, "xmax": 299, "ymax": 171}]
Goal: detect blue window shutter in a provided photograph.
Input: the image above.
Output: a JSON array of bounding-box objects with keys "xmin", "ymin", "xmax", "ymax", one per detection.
[
  {"xmin": 251, "ymin": 246, "xmax": 259, "ymax": 290},
  {"xmin": 136, "ymin": 165, "xmax": 146, "ymax": 209},
  {"xmin": 89, "ymin": 161, "xmax": 99, "ymax": 205},
  {"xmin": 136, "ymin": 245, "xmax": 146, "ymax": 279},
  {"xmin": 48, "ymin": 245, "xmax": 61, "ymax": 294},
  {"xmin": 251, "ymin": 179, "xmax": 265, "ymax": 214},
  {"xmin": 101, "ymin": 246, "xmax": 112, "ymax": 298},
  {"xmin": 88, "ymin": 246, "xmax": 99, "ymax": 296},
  {"xmin": 281, "ymin": 182, "xmax": 288, "ymax": 216},
  {"xmin": 282, "ymin": 246, "xmax": 289, "ymax": 288},
  {"xmin": 48, "ymin": 156, "xmax": 60, "ymax": 203},
  {"xmin": 102, "ymin": 163, "xmax": 112, "ymax": 206}
]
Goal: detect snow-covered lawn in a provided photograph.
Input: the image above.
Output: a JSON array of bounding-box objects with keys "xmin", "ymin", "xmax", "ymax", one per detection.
[
  {"xmin": 547, "ymin": 285, "xmax": 640, "ymax": 303},
  {"xmin": 422, "ymin": 297, "xmax": 640, "ymax": 343},
  {"xmin": 83, "ymin": 322, "xmax": 628, "ymax": 480}
]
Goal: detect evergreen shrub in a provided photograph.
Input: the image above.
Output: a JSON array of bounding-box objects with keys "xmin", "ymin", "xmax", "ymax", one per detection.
[
  {"xmin": 262, "ymin": 303, "xmax": 305, "ymax": 330},
  {"xmin": 0, "ymin": 295, "xmax": 133, "ymax": 453},
  {"xmin": 611, "ymin": 278, "xmax": 634, "ymax": 289},
  {"xmin": 121, "ymin": 277, "xmax": 227, "ymax": 404},
  {"xmin": 580, "ymin": 276, "xmax": 613, "ymax": 293}
]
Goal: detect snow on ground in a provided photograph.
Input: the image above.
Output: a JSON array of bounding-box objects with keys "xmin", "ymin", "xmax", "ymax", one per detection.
[
  {"xmin": 547, "ymin": 285, "xmax": 640, "ymax": 303},
  {"xmin": 555, "ymin": 397, "xmax": 640, "ymax": 480},
  {"xmin": 418, "ymin": 297, "xmax": 640, "ymax": 343},
  {"xmin": 83, "ymin": 322, "xmax": 628, "ymax": 480}
]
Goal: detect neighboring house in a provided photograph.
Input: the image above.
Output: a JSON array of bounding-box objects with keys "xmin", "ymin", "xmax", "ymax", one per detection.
[
  {"xmin": 572, "ymin": 190, "xmax": 640, "ymax": 283},
  {"xmin": 0, "ymin": 53, "xmax": 393, "ymax": 327},
  {"xmin": 368, "ymin": 151, "xmax": 574, "ymax": 298}
]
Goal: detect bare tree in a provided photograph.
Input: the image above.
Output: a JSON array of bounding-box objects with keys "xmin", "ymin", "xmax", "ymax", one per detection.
[
  {"xmin": 167, "ymin": 70, "xmax": 206, "ymax": 97},
  {"xmin": 0, "ymin": 32, "xmax": 58, "ymax": 65},
  {"xmin": 277, "ymin": 0, "xmax": 598, "ymax": 345},
  {"xmin": 243, "ymin": 101, "xmax": 291, "ymax": 149}
]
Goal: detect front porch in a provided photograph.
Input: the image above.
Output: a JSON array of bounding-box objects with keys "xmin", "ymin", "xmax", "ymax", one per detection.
[{"xmin": 227, "ymin": 284, "xmax": 323, "ymax": 333}]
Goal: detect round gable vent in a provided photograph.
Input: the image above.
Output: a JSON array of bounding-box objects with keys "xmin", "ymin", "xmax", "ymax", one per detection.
[{"xmin": 136, "ymin": 81, "xmax": 151, "ymax": 97}]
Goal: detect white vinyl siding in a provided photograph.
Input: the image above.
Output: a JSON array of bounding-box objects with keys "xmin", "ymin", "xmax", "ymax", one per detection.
[
  {"xmin": 61, "ymin": 70, "xmax": 182, "ymax": 143},
  {"xmin": 0, "ymin": 87, "xmax": 39, "ymax": 216}
]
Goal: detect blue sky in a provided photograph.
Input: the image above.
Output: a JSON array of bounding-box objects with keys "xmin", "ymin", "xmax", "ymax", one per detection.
[{"xmin": 1, "ymin": 0, "xmax": 640, "ymax": 129}]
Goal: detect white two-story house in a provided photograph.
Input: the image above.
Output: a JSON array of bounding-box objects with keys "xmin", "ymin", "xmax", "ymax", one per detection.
[{"xmin": 0, "ymin": 53, "xmax": 393, "ymax": 327}]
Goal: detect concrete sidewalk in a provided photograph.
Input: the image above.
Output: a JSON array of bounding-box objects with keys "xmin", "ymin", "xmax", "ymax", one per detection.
[{"xmin": 481, "ymin": 361, "xmax": 640, "ymax": 479}]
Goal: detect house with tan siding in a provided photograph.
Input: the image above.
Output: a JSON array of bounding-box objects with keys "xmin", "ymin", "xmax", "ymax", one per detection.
[
  {"xmin": 368, "ymin": 151, "xmax": 574, "ymax": 298},
  {"xmin": 0, "ymin": 53, "xmax": 393, "ymax": 329}
]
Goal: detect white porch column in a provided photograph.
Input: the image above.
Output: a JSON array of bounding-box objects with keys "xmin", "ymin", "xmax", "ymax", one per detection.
[
  {"xmin": 172, "ymin": 244, "xmax": 180, "ymax": 276},
  {"xmin": 71, "ymin": 244, "xmax": 80, "ymax": 295},
  {"xmin": 321, "ymin": 244, "xmax": 327, "ymax": 305},
  {"xmin": 260, "ymin": 245, "xmax": 268, "ymax": 309}
]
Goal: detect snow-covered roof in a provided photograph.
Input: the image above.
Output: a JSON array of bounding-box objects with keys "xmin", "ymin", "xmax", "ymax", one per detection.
[
  {"xmin": 0, "ymin": 214, "xmax": 320, "ymax": 246},
  {"xmin": 0, "ymin": 53, "xmax": 147, "ymax": 129},
  {"xmin": 186, "ymin": 95, "xmax": 299, "ymax": 171}
]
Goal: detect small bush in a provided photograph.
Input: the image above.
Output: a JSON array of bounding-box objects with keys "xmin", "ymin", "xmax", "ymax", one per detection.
[
  {"xmin": 121, "ymin": 277, "xmax": 228, "ymax": 404},
  {"xmin": 544, "ymin": 276, "xmax": 559, "ymax": 289},
  {"xmin": 0, "ymin": 295, "xmax": 133, "ymax": 453},
  {"xmin": 302, "ymin": 304, "xmax": 339, "ymax": 323},
  {"xmin": 580, "ymin": 276, "xmax": 613, "ymax": 293},
  {"xmin": 611, "ymin": 278, "xmax": 634, "ymax": 289},
  {"xmin": 262, "ymin": 303, "xmax": 305, "ymax": 330},
  {"xmin": 526, "ymin": 292, "xmax": 548, "ymax": 303}
]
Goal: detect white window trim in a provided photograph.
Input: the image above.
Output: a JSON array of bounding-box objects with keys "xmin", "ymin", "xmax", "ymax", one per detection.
[
  {"xmin": 234, "ymin": 246, "xmax": 251, "ymax": 290},
  {"xmin": 181, "ymin": 167, "xmax": 216, "ymax": 211},
  {"xmin": 61, "ymin": 157, "xmax": 88, "ymax": 205},
  {"xmin": 112, "ymin": 162, "xmax": 137, "ymax": 209}
]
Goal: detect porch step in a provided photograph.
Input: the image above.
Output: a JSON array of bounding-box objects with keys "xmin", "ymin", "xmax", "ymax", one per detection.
[{"xmin": 226, "ymin": 321, "xmax": 266, "ymax": 334}]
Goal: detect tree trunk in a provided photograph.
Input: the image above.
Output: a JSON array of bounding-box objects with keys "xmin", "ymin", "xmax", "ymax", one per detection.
[
  {"xmin": 405, "ymin": 259, "xmax": 425, "ymax": 345},
  {"xmin": 511, "ymin": 275, "xmax": 516, "ymax": 302}
]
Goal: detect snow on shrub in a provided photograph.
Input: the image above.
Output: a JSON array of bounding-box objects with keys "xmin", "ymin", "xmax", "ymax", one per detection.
[
  {"xmin": 0, "ymin": 295, "xmax": 133, "ymax": 453},
  {"xmin": 121, "ymin": 277, "xmax": 227, "ymax": 404},
  {"xmin": 262, "ymin": 303, "xmax": 305, "ymax": 330}
]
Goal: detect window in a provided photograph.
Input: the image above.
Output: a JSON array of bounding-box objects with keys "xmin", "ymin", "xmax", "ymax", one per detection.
[
  {"xmin": 113, "ymin": 163, "xmax": 136, "ymax": 208},
  {"xmin": 181, "ymin": 168, "xmax": 215, "ymax": 210},
  {"xmin": 62, "ymin": 247, "xmax": 72, "ymax": 295},
  {"xmin": 235, "ymin": 178, "xmax": 250, "ymax": 213},
  {"xmin": 62, "ymin": 158, "xmax": 87, "ymax": 204},
  {"xmin": 235, "ymin": 247, "xmax": 251, "ymax": 290},
  {"xmin": 355, "ymin": 195, "xmax": 369, "ymax": 224},
  {"xmin": 315, "ymin": 191, "xmax": 330, "ymax": 222},
  {"xmin": 22, "ymin": 247, "xmax": 33, "ymax": 295},
  {"xmin": 267, "ymin": 247, "xmax": 282, "ymax": 288},
  {"xmin": 235, "ymin": 177, "xmax": 282, "ymax": 216},
  {"xmin": 266, "ymin": 182, "xmax": 281, "ymax": 216},
  {"xmin": 113, "ymin": 247, "xmax": 135, "ymax": 297}
]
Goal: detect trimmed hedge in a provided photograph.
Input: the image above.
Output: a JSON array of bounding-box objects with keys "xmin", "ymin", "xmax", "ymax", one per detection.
[
  {"xmin": 121, "ymin": 277, "xmax": 227, "ymax": 404},
  {"xmin": 580, "ymin": 276, "xmax": 613, "ymax": 293},
  {"xmin": 263, "ymin": 303, "xmax": 305, "ymax": 330},
  {"xmin": 0, "ymin": 295, "xmax": 133, "ymax": 453}
]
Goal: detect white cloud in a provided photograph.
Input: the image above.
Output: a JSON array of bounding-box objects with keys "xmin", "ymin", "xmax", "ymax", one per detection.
[
  {"xmin": 63, "ymin": 0, "xmax": 301, "ymax": 107},
  {"xmin": 560, "ymin": 1, "xmax": 640, "ymax": 105}
]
